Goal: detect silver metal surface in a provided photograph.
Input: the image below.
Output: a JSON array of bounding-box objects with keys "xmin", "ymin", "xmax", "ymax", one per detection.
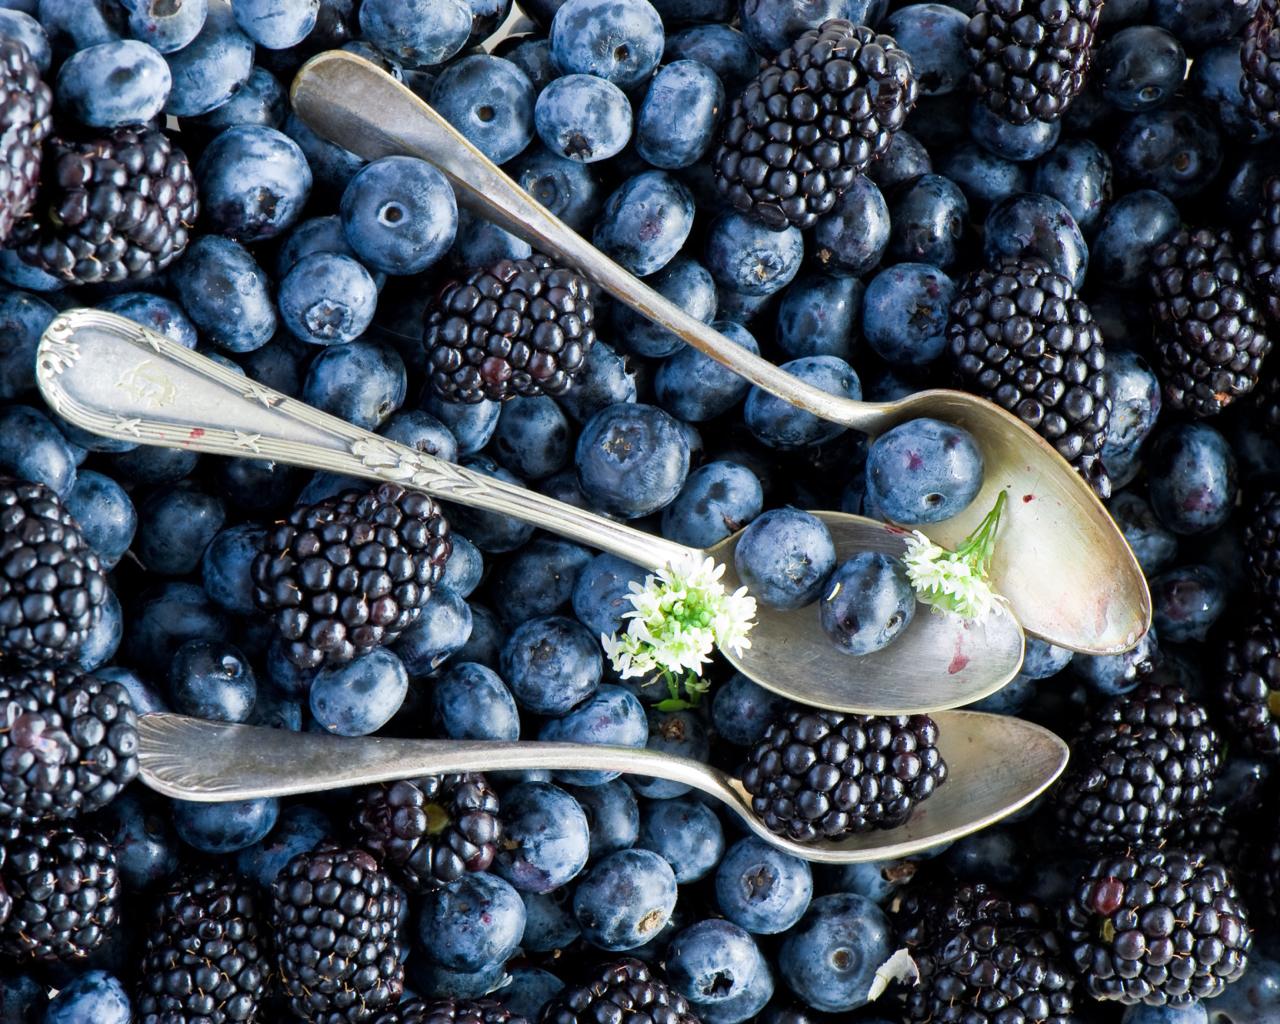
[
  {"xmin": 139, "ymin": 712, "xmax": 1069, "ymax": 865},
  {"xmin": 38, "ymin": 308, "xmax": 1024, "ymax": 714},
  {"xmin": 287, "ymin": 49, "xmax": 1151, "ymax": 657}
]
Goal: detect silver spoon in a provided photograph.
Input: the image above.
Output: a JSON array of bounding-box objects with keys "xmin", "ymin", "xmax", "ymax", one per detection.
[
  {"xmin": 137, "ymin": 711, "xmax": 1068, "ymax": 864},
  {"xmin": 38, "ymin": 309, "xmax": 1024, "ymax": 715},
  {"xmin": 287, "ymin": 49, "xmax": 1150, "ymax": 657}
]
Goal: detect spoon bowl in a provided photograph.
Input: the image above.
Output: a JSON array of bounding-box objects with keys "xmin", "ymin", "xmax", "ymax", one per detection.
[
  {"xmin": 37, "ymin": 308, "xmax": 1023, "ymax": 714},
  {"xmin": 137, "ymin": 712, "xmax": 1069, "ymax": 864},
  {"xmin": 288, "ymin": 49, "xmax": 1150, "ymax": 656}
]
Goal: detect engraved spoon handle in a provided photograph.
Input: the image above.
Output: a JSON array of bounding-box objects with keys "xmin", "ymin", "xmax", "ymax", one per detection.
[
  {"xmin": 289, "ymin": 50, "xmax": 886, "ymax": 433},
  {"xmin": 37, "ymin": 309, "xmax": 694, "ymax": 572}
]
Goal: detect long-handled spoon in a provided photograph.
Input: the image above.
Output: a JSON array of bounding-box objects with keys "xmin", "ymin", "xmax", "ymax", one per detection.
[
  {"xmin": 38, "ymin": 309, "xmax": 1023, "ymax": 715},
  {"xmin": 288, "ymin": 50, "xmax": 1150, "ymax": 656},
  {"xmin": 137, "ymin": 712, "xmax": 1068, "ymax": 864}
]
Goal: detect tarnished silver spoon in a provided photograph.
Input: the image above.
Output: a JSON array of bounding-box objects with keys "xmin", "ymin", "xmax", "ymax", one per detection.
[
  {"xmin": 288, "ymin": 49, "xmax": 1150, "ymax": 657},
  {"xmin": 137, "ymin": 712, "xmax": 1069, "ymax": 864},
  {"xmin": 38, "ymin": 309, "xmax": 1024, "ymax": 714}
]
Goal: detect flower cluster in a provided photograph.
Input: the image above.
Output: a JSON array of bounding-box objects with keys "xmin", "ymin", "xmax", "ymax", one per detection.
[{"xmin": 901, "ymin": 491, "xmax": 1009, "ymax": 622}]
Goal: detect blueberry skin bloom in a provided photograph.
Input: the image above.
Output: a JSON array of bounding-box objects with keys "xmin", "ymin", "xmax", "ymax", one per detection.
[
  {"xmin": 656, "ymin": 321, "xmax": 760, "ymax": 422},
  {"xmin": 1146, "ymin": 421, "xmax": 1238, "ymax": 535},
  {"xmin": 733, "ymin": 506, "xmax": 837, "ymax": 611},
  {"xmin": 340, "ymin": 156, "xmax": 458, "ymax": 275},
  {"xmin": 431, "ymin": 662, "xmax": 521, "ymax": 741},
  {"xmin": 278, "ymin": 252, "xmax": 377, "ymax": 345},
  {"xmin": 64, "ymin": 470, "xmax": 137, "ymax": 570},
  {"xmin": 164, "ymin": 0, "xmax": 255, "ymax": 117},
  {"xmin": 359, "ymin": 0, "xmax": 472, "ymax": 68},
  {"xmin": 576, "ymin": 403, "xmax": 690, "ymax": 519},
  {"xmin": 172, "ymin": 796, "xmax": 280, "ymax": 853},
  {"xmin": 881, "ymin": 3, "xmax": 968, "ymax": 96},
  {"xmin": 866, "ymin": 418, "xmax": 984, "ymax": 525},
  {"xmin": 636, "ymin": 60, "xmax": 725, "ymax": 169},
  {"xmin": 777, "ymin": 893, "xmax": 894, "ymax": 1012},
  {"xmin": 431, "ymin": 55, "xmax": 536, "ymax": 165},
  {"xmin": 886, "ymin": 174, "xmax": 969, "ymax": 269},
  {"xmin": 705, "ymin": 211, "xmax": 805, "ymax": 296},
  {"xmin": 44, "ymin": 972, "xmax": 131, "ymax": 1024},
  {"xmin": 501, "ymin": 614, "xmax": 602, "ymax": 716},
  {"xmin": 494, "ymin": 781, "xmax": 591, "ymax": 893},
  {"xmin": 417, "ymin": 872, "xmax": 526, "ymax": 971},
  {"xmin": 57, "ymin": 40, "xmax": 171, "ymax": 127},
  {"xmin": 1031, "ymin": 138, "xmax": 1113, "ymax": 236},
  {"xmin": 573, "ymin": 848, "xmax": 678, "ymax": 951},
  {"xmin": 615, "ymin": 256, "xmax": 717, "ymax": 359},
  {"xmin": 983, "ymin": 192, "xmax": 1089, "ymax": 291},
  {"xmin": 302, "ymin": 340, "xmax": 406, "ymax": 430},
  {"xmin": 811, "ymin": 176, "xmax": 890, "ymax": 278},
  {"xmin": 1110, "ymin": 99, "xmax": 1223, "ymax": 202},
  {"xmin": 661, "ymin": 461, "xmax": 764, "ymax": 549},
  {"xmin": 1096, "ymin": 25, "xmax": 1185, "ymax": 112},
  {"xmin": 594, "ymin": 171, "xmax": 695, "ymax": 277},
  {"xmin": 667, "ymin": 919, "xmax": 774, "ymax": 1023},
  {"xmin": 169, "ymin": 638, "xmax": 257, "ymax": 723},
  {"xmin": 550, "ymin": 0, "xmax": 664, "ymax": 90},
  {"xmin": 862, "ymin": 263, "xmax": 955, "ymax": 367},
  {"xmin": 819, "ymin": 551, "xmax": 916, "ymax": 655},
  {"xmin": 538, "ymin": 685, "xmax": 648, "ymax": 785},
  {"xmin": 1090, "ymin": 189, "xmax": 1181, "ymax": 289},
  {"xmin": 715, "ymin": 836, "xmax": 812, "ymax": 935},
  {"xmin": 170, "ymin": 235, "xmax": 278, "ymax": 353},
  {"xmin": 745, "ymin": 355, "xmax": 861, "ymax": 449},
  {"xmin": 309, "ymin": 647, "xmax": 409, "ymax": 735},
  {"xmin": 124, "ymin": 0, "xmax": 209, "ymax": 54},
  {"xmin": 775, "ymin": 274, "xmax": 862, "ymax": 361},
  {"xmin": 197, "ymin": 125, "xmax": 313, "ymax": 243},
  {"xmin": 231, "ymin": 0, "xmax": 319, "ymax": 49},
  {"xmin": 535, "ymin": 74, "xmax": 633, "ymax": 163}
]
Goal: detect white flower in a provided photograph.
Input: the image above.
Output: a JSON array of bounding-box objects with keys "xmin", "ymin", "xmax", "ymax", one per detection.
[{"xmin": 900, "ymin": 493, "xmax": 1010, "ymax": 623}]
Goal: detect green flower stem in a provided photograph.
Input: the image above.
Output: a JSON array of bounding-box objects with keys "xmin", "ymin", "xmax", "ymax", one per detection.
[{"xmin": 954, "ymin": 489, "xmax": 1008, "ymax": 573}]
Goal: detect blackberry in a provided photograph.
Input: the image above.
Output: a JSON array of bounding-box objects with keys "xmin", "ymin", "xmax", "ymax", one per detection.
[
  {"xmin": 374, "ymin": 999, "xmax": 527, "ymax": 1024},
  {"xmin": 137, "ymin": 866, "xmax": 269, "ymax": 1024},
  {"xmin": 964, "ymin": 0, "xmax": 1102, "ymax": 125},
  {"xmin": 1168, "ymin": 809, "xmax": 1244, "ymax": 871},
  {"xmin": 1218, "ymin": 611, "xmax": 1280, "ymax": 759},
  {"xmin": 352, "ymin": 773, "xmax": 502, "ymax": 893},
  {"xmin": 10, "ymin": 123, "xmax": 197, "ymax": 285},
  {"xmin": 1148, "ymin": 227, "xmax": 1272, "ymax": 418},
  {"xmin": 538, "ymin": 958, "xmax": 702, "ymax": 1024},
  {"xmin": 739, "ymin": 705, "xmax": 947, "ymax": 843},
  {"xmin": 0, "ymin": 665, "xmax": 139, "ymax": 824},
  {"xmin": 1243, "ymin": 0, "xmax": 1280, "ymax": 131},
  {"xmin": 0, "ymin": 37, "xmax": 52, "ymax": 243},
  {"xmin": 1052, "ymin": 682, "xmax": 1222, "ymax": 850},
  {"xmin": 711, "ymin": 19, "xmax": 917, "ymax": 231},
  {"xmin": 1062, "ymin": 846, "xmax": 1249, "ymax": 1005},
  {"xmin": 0, "ymin": 824, "xmax": 119, "ymax": 962},
  {"xmin": 896, "ymin": 881, "xmax": 1075, "ymax": 1024},
  {"xmin": 252, "ymin": 483, "xmax": 453, "ymax": 669},
  {"xmin": 270, "ymin": 841, "xmax": 405, "ymax": 1024},
  {"xmin": 0, "ymin": 477, "xmax": 109, "ymax": 667},
  {"xmin": 1245, "ymin": 491, "xmax": 1280, "ymax": 617},
  {"xmin": 945, "ymin": 256, "xmax": 1111, "ymax": 498},
  {"xmin": 424, "ymin": 254, "xmax": 597, "ymax": 404},
  {"xmin": 1245, "ymin": 175, "xmax": 1280, "ymax": 324}
]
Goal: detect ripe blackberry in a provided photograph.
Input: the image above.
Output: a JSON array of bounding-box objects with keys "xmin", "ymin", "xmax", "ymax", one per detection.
[
  {"xmin": 1168, "ymin": 809, "xmax": 1244, "ymax": 871},
  {"xmin": 1218, "ymin": 611, "xmax": 1280, "ymax": 759},
  {"xmin": 0, "ymin": 665, "xmax": 139, "ymax": 824},
  {"xmin": 0, "ymin": 824, "xmax": 119, "ymax": 962},
  {"xmin": 1245, "ymin": 491, "xmax": 1280, "ymax": 617},
  {"xmin": 353, "ymin": 773, "xmax": 502, "ymax": 893},
  {"xmin": 0, "ymin": 476, "xmax": 109, "ymax": 667},
  {"xmin": 1062, "ymin": 846, "xmax": 1249, "ymax": 1005},
  {"xmin": 539, "ymin": 958, "xmax": 701, "ymax": 1024},
  {"xmin": 252, "ymin": 483, "xmax": 453, "ymax": 669},
  {"xmin": 1243, "ymin": 0, "xmax": 1280, "ymax": 131},
  {"xmin": 0, "ymin": 37, "xmax": 52, "ymax": 243},
  {"xmin": 711, "ymin": 19, "xmax": 917, "ymax": 231},
  {"xmin": 1148, "ymin": 227, "xmax": 1272, "ymax": 418},
  {"xmin": 739, "ymin": 705, "xmax": 947, "ymax": 843},
  {"xmin": 964, "ymin": 0, "xmax": 1102, "ymax": 125},
  {"xmin": 374, "ymin": 998, "xmax": 527, "ymax": 1024},
  {"xmin": 137, "ymin": 866, "xmax": 268, "ymax": 1024},
  {"xmin": 1052, "ymin": 683, "xmax": 1222, "ymax": 850},
  {"xmin": 10, "ymin": 123, "xmax": 197, "ymax": 285},
  {"xmin": 946, "ymin": 256, "xmax": 1111, "ymax": 498},
  {"xmin": 270, "ymin": 841, "xmax": 405, "ymax": 1024},
  {"xmin": 896, "ymin": 882, "xmax": 1075, "ymax": 1024},
  {"xmin": 424, "ymin": 254, "xmax": 597, "ymax": 404}
]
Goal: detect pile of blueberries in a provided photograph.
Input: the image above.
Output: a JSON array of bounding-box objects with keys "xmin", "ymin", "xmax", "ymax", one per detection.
[{"xmin": 2, "ymin": 0, "xmax": 1280, "ymax": 1021}]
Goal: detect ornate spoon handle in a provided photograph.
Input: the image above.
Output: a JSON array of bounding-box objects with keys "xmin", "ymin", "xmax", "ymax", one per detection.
[{"xmin": 37, "ymin": 308, "xmax": 693, "ymax": 572}]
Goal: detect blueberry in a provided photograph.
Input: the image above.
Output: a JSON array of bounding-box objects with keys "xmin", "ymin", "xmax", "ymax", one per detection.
[
  {"xmin": 417, "ymin": 871, "xmax": 526, "ymax": 971},
  {"xmin": 734, "ymin": 507, "xmax": 836, "ymax": 611},
  {"xmin": 576, "ymin": 403, "xmax": 690, "ymax": 518},
  {"xmin": 534, "ymin": 74, "xmax": 633, "ymax": 163},
  {"xmin": 738, "ymin": 0, "xmax": 881, "ymax": 54},
  {"xmin": 937, "ymin": 142, "xmax": 1031, "ymax": 217},
  {"xmin": 500, "ymin": 35, "xmax": 561, "ymax": 94},
  {"xmin": 197, "ymin": 125, "xmax": 312, "ymax": 243},
  {"xmin": 172, "ymin": 796, "xmax": 280, "ymax": 853},
  {"xmin": 715, "ymin": 836, "xmax": 812, "ymax": 935},
  {"xmin": 944, "ymin": 825, "xmax": 1026, "ymax": 884},
  {"xmin": 163, "ymin": 0, "xmax": 254, "ymax": 117},
  {"xmin": 554, "ymin": 342, "xmax": 638, "ymax": 424},
  {"xmin": 504, "ymin": 141, "xmax": 606, "ymax": 232},
  {"xmin": 1147, "ymin": 422, "xmax": 1238, "ymax": 535},
  {"xmin": 595, "ymin": 171, "xmax": 696, "ymax": 277},
  {"xmin": 867, "ymin": 130, "xmax": 933, "ymax": 191},
  {"xmin": 811, "ymin": 176, "xmax": 890, "ymax": 278},
  {"xmin": 983, "ymin": 192, "xmax": 1088, "ymax": 291},
  {"xmin": 774, "ymin": 275, "xmax": 862, "ymax": 363},
  {"xmin": 882, "ymin": 4, "xmax": 968, "ymax": 95},
  {"xmin": 539, "ymin": 685, "xmax": 648, "ymax": 785},
  {"xmin": 563, "ymin": 778, "xmax": 640, "ymax": 861},
  {"xmin": 1103, "ymin": 349, "xmax": 1161, "ymax": 465},
  {"xmin": 744, "ymin": 356, "xmax": 861, "ymax": 450},
  {"xmin": 265, "ymin": 634, "xmax": 320, "ymax": 699},
  {"xmin": 277, "ymin": 252, "xmax": 378, "ymax": 346},
  {"xmin": 235, "ymin": 804, "xmax": 334, "ymax": 889},
  {"xmin": 169, "ymin": 638, "xmax": 257, "ymax": 722},
  {"xmin": 0, "ymin": 405, "xmax": 77, "ymax": 495},
  {"xmin": 340, "ymin": 156, "xmax": 458, "ymax": 275},
  {"xmin": 1110, "ymin": 99, "xmax": 1223, "ymax": 201},
  {"xmin": 550, "ymin": 0, "xmax": 663, "ymax": 90},
  {"xmin": 1071, "ymin": 625, "xmax": 1159, "ymax": 695},
  {"xmin": 636, "ymin": 60, "xmax": 725, "ymax": 169},
  {"xmin": 431, "ymin": 55, "xmax": 536, "ymax": 164},
  {"xmin": 969, "ymin": 102, "xmax": 1062, "ymax": 161},
  {"xmin": 661, "ymin": 461, "xmax": 763, "ymax": 549},
  {"xmin": 75, "ymin": 587, "xmax": 122, "ymax": 672},
  {"xmin": 866, "ymin": 418, "xmax": 984, "ymax": 525},
  {"xmin": 497, "ymin": 966, "xmax": 566, "ymax": 1021},
  {"xmin": 437, "ymin": 533, "xmax": 482, "ymax": 597},
  {"xmin": 667, "ymin": 919, "xmax": 774, "ymax": 1024},
  {"xmin": 501, "ymin": 614, "xmax": 601, "ymax": 715},
  {"xmin": 277, "ymin": 215, "xmax": 362, "ymax": 278},
  {"xmin": 170, "ymin": 235, "xmax": 278, "ymax": 352},
  {"xmin": 1090, "ymin": 188, "xmax": 1181, "ymax": 289},
  {"xmin": 705, "ymin": 211, "xmax": 805, "ymax": 295},
  {"xmin": 862, "ymin": 263, "xmax": 955, "ymax": 367},
  {"xmin": 284, "ymin": 110, "xmax": 367, "ymax": 199},
  {"xmin": 1096, "ymin": 25, "xmax": 1185, "ymax": 113},
  {"xmin": 422, "ymin": 395, "xmax": 502, "ymax": 456},
  {"xmin": 494, "ymin": 781, "xmax": 591, "ymax": 892},
  {"xmin": 1119, "ymin": 1003, "xmax": 1210, "ymax": 1024},
  {"xmin": 819, "ymin": 551, "xmax": 915, "ymax": 655},
  {"xmin": 407, "ymin": 957, "xmax": 510, "ymax": 1001},
  {"xmin": 447, "ymin": 207, "xmax": 532, "ymax": 271},
  {"xmin": 0, "ymin": 248, "xmax": 62, "ymax": 292},
  {"xmin": 627, "ymin": 708, "xmax": 710, "ymax": 799},
  {"xmin": 134, "ymin": 481, "xmax": 226, "ymax": 576},
  {"xmin": 1021, "ymin": 635, "xmax": 1075, "ymax": 679},
  {"xmin": 393, "ymin": 587, "xmax": 473, "ymax": 674},
  {"xmin": 1148, "ymin": 0, "xmax": 1254, "ymax": 53},
  {"xmin": 43, "ymin": 972, "xmax": 131, "ymax": 1024},
  {"xmin": 97, "ymin": 666, "xmax": 170, "ymax": 715},
  {"xmin": 63, "ymin": 470, "xmax": 136, "ymax": 570},
  {"xmin": 302, "ymin": 339, "xmax": 406, "ymax": 430},
  {"xmin": 57, "ymin": 39, "xmax": 170, "ymax": 127},
  {"xmin": 96, "ymin": 788, "xmax": 181, "ymax": 891},
  {"xmin": 1030, "ymin": 138, "xmax": 1113, "ymax": 237},
  {"xmin": 573, "ymin": 848, "xmax": 678, "ymax": 950},
  {"xmin": 655, "ymin": 321, "xmax": 757, "ymax": 422},
  {"xmin": 615, "ymin": 257, "xmax": 718, "ymax": 359},
  {"xmin": 447, "ymin": 604, "xmax": 506, "ymax": 670},
  {"xmin": 230, "ymin": 0, "xmax": 318, "ymax": 48},
  {"xmin": 886, "ymin": 176, "xmax": 968, "ymax": 269},
  {"xmin": 0, "ymin": 10, "xmax": 50, "ymax": 73},
  {"xmin": 491, "ymin": 537, "xmax": 593, "ymax": 626},
  {"xmin": 441, "ymin": 454, "xmax": 535, "ymax": 552},
  {"xmin": 431, "ymin": 661, "xmax": 520, "ymax": 740},
  {"xmin": 358, "ymin": 0, "xmax": 471, "ymax": 67},
  {"xmin": 98, "ymin": 292, "xmax": 197, "ymax": 350},
  {"xmin": 309, "ymin": 647, "xmax": 409, "ymax": 735},
  {"xmin": 1150, "ymin": 564, "xmax": 1225, "ymax": 643},
  {"xmin": 1191, "ymin": 40, "xmax": 1269, "ymax": 144},
  {"xmin": 1187, "ymin": 955, "xmax": 1278, "ymax": 1024},
  {"xmin": 491, "ymin": 395, "xmax": 573, "ymax": 481},
  {"xmin": 777, "ymin": 893, "xmax": 894, "ymax": 1013},
  {"xmin": 380, "ymin": 409, "xmax": 459, "ymax": 465},
  {"xmin": 710, "ymin": 671, "xmax": 789, "ymax": 747},
  {"xmin": 638, "ymin": 795, "xmax": 724, "ymax": 883},
  {"xmin": 572, "ymin": 553, "xmax": 647, "ymax": 638}
]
